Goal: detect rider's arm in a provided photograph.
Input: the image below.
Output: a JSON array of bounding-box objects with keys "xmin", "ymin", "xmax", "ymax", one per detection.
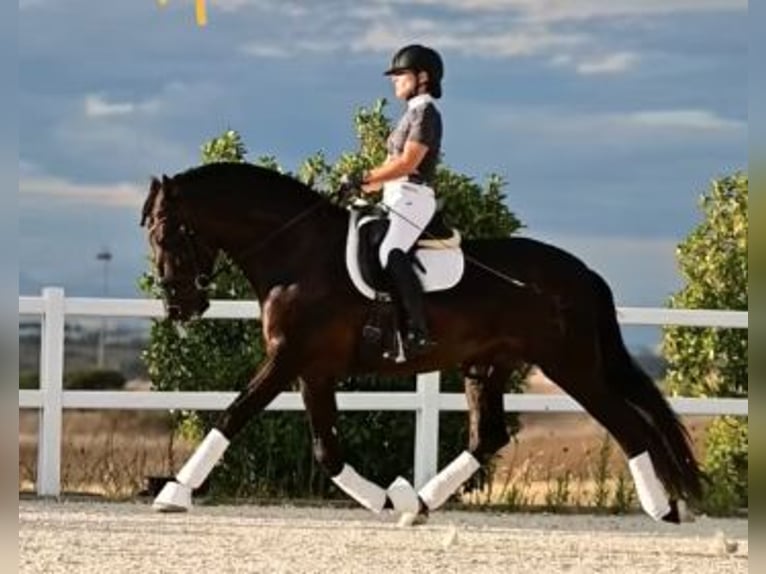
[{"xmin": 362, "ymin": 141, "xmax": 429, "ymax": 193}]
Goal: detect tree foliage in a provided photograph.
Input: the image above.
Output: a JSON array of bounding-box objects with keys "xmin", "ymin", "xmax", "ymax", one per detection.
[
  {"xmin": 661, "ymin": 172, "xmax": 748, "ymax": 512},
  {"xmin": 140, "ymin": 100, "xmax": 525, "ymax": 499}
]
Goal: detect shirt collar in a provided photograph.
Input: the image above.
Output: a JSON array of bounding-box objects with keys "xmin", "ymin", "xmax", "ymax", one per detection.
[{"xmin": 407, "ymin": 94, "xmax": 434, "ymax": 110}]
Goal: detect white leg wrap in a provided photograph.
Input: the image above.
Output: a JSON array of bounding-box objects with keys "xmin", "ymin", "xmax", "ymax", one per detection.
[
  {"xmin": 152, "ymin": 481, "xmax": 192, "ymax": 512},
  {"xmin": 629, "ymin": 451, "xmax": 671, "ymax": 521},
  {"xmin": 176, "ymin": 428, "xmax": 230, "ymax": 489},
  {"xmin": 418, "ymin": 451, "xmax": 480, "ymax": 510},
  {"xmin": 386, "ymin": 476, "xmax": 419, "ymax": 514},
  {"xmin": 332, "ymin": 464, "xmax": 387, "ymax": 513}
]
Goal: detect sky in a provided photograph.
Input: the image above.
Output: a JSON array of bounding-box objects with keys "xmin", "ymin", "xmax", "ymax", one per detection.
[{"xmin": 19, "ymin": 1, "xmax": 747, "ymax": 339}]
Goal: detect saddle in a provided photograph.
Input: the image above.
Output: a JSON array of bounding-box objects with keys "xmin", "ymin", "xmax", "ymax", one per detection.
[
  {"xmin": 345, "ymin": 200, "xmax": 465, "ymax": 362},
  {"xmin": 345, "ymin": 201, "xmax": 464, "ymax": 300}
]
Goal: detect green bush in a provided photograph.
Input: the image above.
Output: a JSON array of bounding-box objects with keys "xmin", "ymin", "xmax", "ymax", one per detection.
[
  {"xmin": 700, "ymin": 416, "xmax": 748, "ymax": 515},
  {"xmin": 64, "ymin": 368, "xmax": 126, "ymax": 390},
  {"xmin": 140, "ymin": 101, "xmax": 526, "ymax": 500},
  {"xmin": 19, "ymin": 368, "xmax": 127, "ymax": 391},
  {"xmin": 662, "ymin": 173, "xmax": 748, "ymax": 514},
  {"xmin": 19, "ymin": 371, "xmax": 38, "ymax": 390}
]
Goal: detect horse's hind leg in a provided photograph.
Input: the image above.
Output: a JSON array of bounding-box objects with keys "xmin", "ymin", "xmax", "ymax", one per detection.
[
  {"xmin": 405, "ymin": 363, "xmax": 511, "ymax": 524},
  {"xmin": 465, "ymin": 364, "xmax": 512, "ymax": 465},
  {"xmin": 152, "ymin": 348, "xmax": 297, "ymax": 512},
  {"xmin": 539, "ymin": 353, "xmax": 678, "ymax": 522},
  {"xmin": 300, "ymin": 377, "xmax": 420, "ymax": 515}
]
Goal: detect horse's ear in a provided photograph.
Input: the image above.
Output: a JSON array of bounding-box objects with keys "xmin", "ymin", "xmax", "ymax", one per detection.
[{"xmin": 141, "ymin": 176, "xmax": 162, "ymax": 227}]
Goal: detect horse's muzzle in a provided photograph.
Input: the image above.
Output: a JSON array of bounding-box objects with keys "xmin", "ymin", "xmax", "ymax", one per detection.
[{"xmin": 166, "ymin": 297, "xmax": 209, "ymax": 322}]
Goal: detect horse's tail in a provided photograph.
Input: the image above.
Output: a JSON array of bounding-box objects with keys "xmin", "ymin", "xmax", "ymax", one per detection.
[{"xmin": 590, "ymin": 271, "xmax": 704, "ymax": 501}]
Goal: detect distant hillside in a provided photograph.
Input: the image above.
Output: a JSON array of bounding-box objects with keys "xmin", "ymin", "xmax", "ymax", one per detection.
[{"xmin": 19, "ymin": 320, "xmax": 150, "ymax": 382}]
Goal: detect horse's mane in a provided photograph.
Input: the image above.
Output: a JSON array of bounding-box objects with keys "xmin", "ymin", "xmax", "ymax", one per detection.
[{"xmin": 172, "ymin": 162, "xmax": 332, "ymax": 212}]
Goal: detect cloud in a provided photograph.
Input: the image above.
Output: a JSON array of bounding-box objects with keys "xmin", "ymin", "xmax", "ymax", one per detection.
[
  {"xmin": 575, "ymin": 52, "xmax": 639, "ymax": 75},
  {"xmin": 28, "ymin": 81, "xmax": 222, "ymax": 180},
  {"xmin": 216, "ymin": 0, "xmax": 309, "ymax": 17},
  {"xmin": 382, "ymin": 0, "xmax": 746, "ymax": 21},
  {"xmin": 492, "ymin": 107, "xmax": 745, "ymax": 140},
  {"xmin": 83, "ymin": 94, "xmax": 160, "ymax": 118},
  {"xmin": 222, "ymin": 1, "xmax": 588, "ymax": 61},
  {"xmin": 353, "ymin": 22, "xmax": 586, "ymax": 58},
  {"xmin": 19, "ymin": 0, "xmax": 46, "ymax": 9},
  {"xmin": 222, "ymin": 0, "xmax": 745, "ymax": 80},
  {"xmin": 84, "ymin": 94, "xmax": 134, "ymax": 118},
  {"xmin": 20, "ymin": 175, "xmax": 145, "ymax": 208},
  {"xmin": 240, "ymin": 43, "xmax": 291, "ymax": 58},
  {"xmin": 50, "ymin": 115, "xmax": 194, "ymax": 179},
  {"xmin": 620, "ymin": 110, "xmax": 745, "ymax": 131}
]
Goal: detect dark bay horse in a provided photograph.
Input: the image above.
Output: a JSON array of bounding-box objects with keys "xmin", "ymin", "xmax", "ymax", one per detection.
[{"xmin": 141, "ymin": 162, "xmax": 702, "ymax": 523}]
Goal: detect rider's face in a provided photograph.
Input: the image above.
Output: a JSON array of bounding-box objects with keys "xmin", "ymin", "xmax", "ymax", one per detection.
[{"xmin": 390, "ymin": 70, "xmax": 417, "ymax": 100}]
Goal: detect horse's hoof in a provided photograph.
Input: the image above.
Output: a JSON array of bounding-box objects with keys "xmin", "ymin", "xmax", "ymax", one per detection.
[
  {"xmin": 152, "ymin": 481, "xmax": 191, "ymax": 513},
  {"xmin": 661, "ymin": 505, "xmax": 680, "ymax": 524},
  {"xmin": 661, "ymin": 499, "xmax": 695, "ymax": 524},
  {"xmin": 387, "ymin": 477, "xmax": 420, "ymax": 514},
  {"xmin": 398, "ymin": 511, "xmax": 429, "ymax": 527},
  {"xmin": 397, "ymin": 498, "xmax": 430, "ymax": 527}
]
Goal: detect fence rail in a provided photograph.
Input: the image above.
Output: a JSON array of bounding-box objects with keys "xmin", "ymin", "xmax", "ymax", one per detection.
[{"xmin": 19, "ymin": 287, "xmax": 748, "ymax": 497}]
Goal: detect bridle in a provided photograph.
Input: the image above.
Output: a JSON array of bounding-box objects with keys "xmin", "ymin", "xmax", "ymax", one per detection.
[
  {"xmin": 148, "ymin": 216, "xmax": 216, "ymax": 300},
  {"xmin": 149, "ymin": 196, "xmax": 327, "ymax": 300}
]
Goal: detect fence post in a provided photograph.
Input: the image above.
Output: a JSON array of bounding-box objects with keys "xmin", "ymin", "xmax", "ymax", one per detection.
[
  {"xmin": 38, "ymin": 287, "xmax": 65, "ymax": 497},
  {"xmin": 414, "ymin": 371, "xmax": 440, "ymax": 489}
]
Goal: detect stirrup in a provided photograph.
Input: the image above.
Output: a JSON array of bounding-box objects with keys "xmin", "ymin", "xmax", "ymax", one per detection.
[{"xmin": 404, "ymin": 329, "xmax": 435, "ymax": 355}]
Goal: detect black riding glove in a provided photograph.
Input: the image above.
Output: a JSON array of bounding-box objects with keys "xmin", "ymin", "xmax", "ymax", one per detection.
[{"xmin": 338, "ymin": 172, "xmax": 364, "ymax": 201}]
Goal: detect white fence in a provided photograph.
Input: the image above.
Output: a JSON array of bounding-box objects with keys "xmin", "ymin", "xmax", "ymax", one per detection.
[{"xmin": 19, "ymin": 287, "xmax": 748, "ymax": 497}]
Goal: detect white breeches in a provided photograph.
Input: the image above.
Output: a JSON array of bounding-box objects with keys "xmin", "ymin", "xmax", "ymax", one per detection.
[{"xmin": 379, "ymin": 181, "xmax": 436, "ymax": 268}]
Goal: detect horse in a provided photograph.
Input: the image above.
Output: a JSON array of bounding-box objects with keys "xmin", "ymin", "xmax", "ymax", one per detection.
[{"xmin": 140, "ymin": 161, "xmax": 703, "ymax": 523}]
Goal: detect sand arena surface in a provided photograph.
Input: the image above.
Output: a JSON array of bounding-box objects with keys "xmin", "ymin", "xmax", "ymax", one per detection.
[{"xmin": 20, "ymin": 501, "xmax": 747, "ymax": 573}]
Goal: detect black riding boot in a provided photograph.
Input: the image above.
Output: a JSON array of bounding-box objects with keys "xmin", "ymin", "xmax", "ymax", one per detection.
[{"xmin": 385, "ymin": 249, "xmax": 434, "ymax": 355}]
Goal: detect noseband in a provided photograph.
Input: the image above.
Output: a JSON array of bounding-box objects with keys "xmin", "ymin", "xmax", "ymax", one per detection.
[{"xmin": 150, "ymin": 217, "xmax": 216, "ymax": 297}]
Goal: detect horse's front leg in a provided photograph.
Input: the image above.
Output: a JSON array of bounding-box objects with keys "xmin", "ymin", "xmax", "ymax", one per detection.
[
  {"xmin": 153, "ymin": 285, "xmax": 302, "ymax": 512},
  {"xmin": 402, "ymin": 364, "xmax": 511, "ymax": 525},
  {"xmin": 300, "ymin": 376, "xmax": 420, "ymax": 515},
  {"xmin": 151, "ymin": 349, "xmax": 297, "ymax": 512}
]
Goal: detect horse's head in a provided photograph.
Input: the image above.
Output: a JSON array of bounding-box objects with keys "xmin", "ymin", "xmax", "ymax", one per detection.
[{"xmin": 141, "ymin": 175, "xmax": 216, "ymax": 321}]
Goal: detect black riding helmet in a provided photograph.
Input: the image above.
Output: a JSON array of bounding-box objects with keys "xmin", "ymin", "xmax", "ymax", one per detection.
[{"xmin": 384, "ymin": 44, "xmax": 444, "ymax": 99}]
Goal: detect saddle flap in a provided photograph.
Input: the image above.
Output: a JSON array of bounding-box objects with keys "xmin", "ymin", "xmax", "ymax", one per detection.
[{"xmin": 345, "ymin": 210, "xmax": 464, "ymax": 301}]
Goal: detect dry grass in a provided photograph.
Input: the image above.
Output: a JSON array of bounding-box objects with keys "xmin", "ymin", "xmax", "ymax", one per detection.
[
  {"xmin": 19, "ymin": 404, "xmax": 712, "ymax": 509},
  {"xmin": 19, "ymin": 410, "xmax": 195, "ymax": 498}
]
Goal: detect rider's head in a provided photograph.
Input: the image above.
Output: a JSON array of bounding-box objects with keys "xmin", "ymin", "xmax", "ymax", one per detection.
[{"xmin": 384, "ymin": 44, "xmax": 444, "ymax": 100}]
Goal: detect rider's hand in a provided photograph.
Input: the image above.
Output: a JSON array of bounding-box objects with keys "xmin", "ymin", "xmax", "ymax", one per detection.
[
  {"xmin": 337, "ymin": 172, "xmax": 364, "ymax": 201},
  {"xmin": 361, "ymin": 180, "xmax": 382, "ymax": 195}
]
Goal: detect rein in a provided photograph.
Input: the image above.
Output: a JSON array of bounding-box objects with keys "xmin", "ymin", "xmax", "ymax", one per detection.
[
  {"xmin": 190, "ymin": 198, "xmax": 328, "ymax": 289},
  {"xmin": 154, "ymin": 186, "xmax": 528, "ymax": 296}
]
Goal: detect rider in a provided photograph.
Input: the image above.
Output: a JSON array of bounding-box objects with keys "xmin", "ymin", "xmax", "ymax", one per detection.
[{"xmin": 353, "ymin": 44, "xmax": 444, "ymax": 355}]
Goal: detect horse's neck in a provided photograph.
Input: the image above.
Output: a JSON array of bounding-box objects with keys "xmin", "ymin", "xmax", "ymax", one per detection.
[{"xmin": 215, "ymin": 200, "xmax": 346, "ymax": 300}]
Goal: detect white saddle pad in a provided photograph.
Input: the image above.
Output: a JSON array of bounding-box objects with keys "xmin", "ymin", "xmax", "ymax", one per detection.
[{"xmin": 345, "ymin": 209, "xmax": 464, "ymax": 301}]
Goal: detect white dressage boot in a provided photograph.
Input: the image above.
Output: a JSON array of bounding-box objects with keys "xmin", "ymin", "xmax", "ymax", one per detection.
[{"xmin": 153, "ymin": 429, "xmax": 230, "ymax": 512}]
